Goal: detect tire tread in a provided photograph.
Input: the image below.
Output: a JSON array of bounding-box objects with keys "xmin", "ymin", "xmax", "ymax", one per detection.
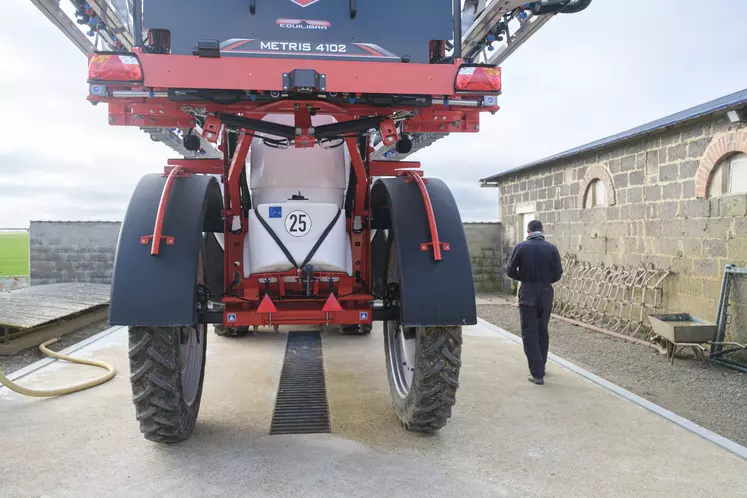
[
  {"xmin": 392, "ymin": 326, "xmax": 462, "ymax": 433},
  {"xmin": 128, "ymin": 326, "xmax": 204, "ymax": 443}
]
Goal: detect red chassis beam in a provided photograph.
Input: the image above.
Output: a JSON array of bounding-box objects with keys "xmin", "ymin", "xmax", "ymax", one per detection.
[
  {"xmin": 132, "ymin": 51, "xmax": 469, "ymax": 96},
  {"xmin": 223, "ymin": 306, "xmax": 372, "ymax": 327},
  {"xmin": 95, "ymin": 98, "xmax": 499, "ymax": 128},
  {"xmin": 223, "ymin": 266, "xmax": 373, "ymax": 327}
]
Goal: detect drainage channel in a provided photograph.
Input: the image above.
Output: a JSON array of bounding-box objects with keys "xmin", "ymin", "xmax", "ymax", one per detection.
[{"xmin": 270, "ymin": 331, "xmax": 331, "ymax": 435}]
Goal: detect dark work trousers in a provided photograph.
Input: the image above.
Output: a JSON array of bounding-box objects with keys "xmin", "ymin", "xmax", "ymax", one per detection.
[{"xmin": 518, "ymin": 282, "xmax": 554, "ymax": 378}]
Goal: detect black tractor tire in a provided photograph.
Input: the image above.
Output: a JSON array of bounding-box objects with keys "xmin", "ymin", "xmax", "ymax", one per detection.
[
  {"xmin": 127, "ymin": 245, "xmax": 208, "ymax": 443},
  {"xmin": 383, "ymin": 237, "xmax": 462, "ymax": 432},
  {"xmin": 128, "ymin": 325, "xmax": 207, "ymax": 443}
]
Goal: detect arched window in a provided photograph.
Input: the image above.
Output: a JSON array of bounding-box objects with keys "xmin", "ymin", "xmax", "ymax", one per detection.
[
  {"xmin": 584, "ymin": 179, "xmax": 607, "ymax": 208},
  {"xmin": 577, "ymin": 165, "xmax": 616, "ymax": 208},
  {"xmin": 695, "ymin": 131, "xmax": 747, "ymax": 198},
  {"xmin": 708, "ymin": 153, "xmax": 747, "ymax": 198}
]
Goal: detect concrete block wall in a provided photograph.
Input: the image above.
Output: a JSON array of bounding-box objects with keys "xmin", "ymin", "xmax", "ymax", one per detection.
[
  {"xmin": 30, "ymin": 222, "xmax": 122, "ymax": 285},
  {"xmin": 463, "ymin": 222, "xmax": 503, "ymax": 292},
  {"xmin": 26, "ymin": 219, "xmax": 505, "ymax": 296},
  {"xmin": 498, "ymin": 116, "xmax": 747, "ymax": 344}
]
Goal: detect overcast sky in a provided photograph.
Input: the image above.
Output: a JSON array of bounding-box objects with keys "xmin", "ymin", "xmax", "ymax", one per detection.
[{"xmin": 1, "ymin": 0, "xmax": 747, "ymax": 227}]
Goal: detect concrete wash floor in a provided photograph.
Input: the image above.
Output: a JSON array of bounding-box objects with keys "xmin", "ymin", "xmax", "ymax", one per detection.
[{"xmin": 1, "ymin": 323, "xmax": 746, "ymax": 498}]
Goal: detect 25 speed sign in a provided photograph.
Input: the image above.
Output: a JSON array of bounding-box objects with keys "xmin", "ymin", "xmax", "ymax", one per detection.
[{"xmin": 285, "ymin": 210, "xmax": 312, "ymax": 237}]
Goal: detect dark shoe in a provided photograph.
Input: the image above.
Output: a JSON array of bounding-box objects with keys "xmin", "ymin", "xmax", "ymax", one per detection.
[{"xmin": 528, "ymin": 375, "xmax": 545, "ymax": 385}]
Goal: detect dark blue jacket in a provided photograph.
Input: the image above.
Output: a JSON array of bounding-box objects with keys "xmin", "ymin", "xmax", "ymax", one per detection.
[{"xmin": 505, "ymin": 236, "xmax": 563, "ymax": 284}]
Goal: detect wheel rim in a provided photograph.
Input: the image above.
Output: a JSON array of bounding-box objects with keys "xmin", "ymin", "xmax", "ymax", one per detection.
[
  {"xmin": 180, "ymin": 324, "xmax": 205, "ymax": 406},
  {"xmin": 386, "ymin": 321, "xmax": 417, "ymax": 399}
]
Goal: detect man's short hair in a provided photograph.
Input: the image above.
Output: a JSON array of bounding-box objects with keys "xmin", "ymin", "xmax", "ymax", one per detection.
[{"xmin": 527, "ymin": 220, "xmax": 543, "ymax": 233}]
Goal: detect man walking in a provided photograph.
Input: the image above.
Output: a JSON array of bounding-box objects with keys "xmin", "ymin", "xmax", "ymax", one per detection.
[{"xmin": 505, "ymin": 220, "xmax": 563, "ymax": 385}]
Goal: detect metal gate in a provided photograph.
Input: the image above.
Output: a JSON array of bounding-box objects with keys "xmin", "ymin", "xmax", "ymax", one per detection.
[{"xmin": 711, "ymin": 265, "xmax": 747, "ymax": 372}]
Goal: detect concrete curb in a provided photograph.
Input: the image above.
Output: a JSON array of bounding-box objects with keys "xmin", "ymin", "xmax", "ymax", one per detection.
[
  {"xmin": 475, "ymin": 317, "xmax": 747, "ymax": 460},
  {"xmin": 3, "ymin": 325, "xmax": 125, "ymax": 384}
]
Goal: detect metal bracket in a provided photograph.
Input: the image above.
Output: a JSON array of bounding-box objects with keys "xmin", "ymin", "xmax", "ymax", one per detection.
[
  {"xmin": 403, "ymin": 109, "xmax": 479, "ymax": 134},
  {"xmin": 379, "ymin": 119, "xmax": 399, "ymax": 147},
  {"xmin": 202, "ymin": 116, "xmax": 222, "ymax": 143},
  {"xmin": 420, "ymin": 241, "xmax": 451, "ymax": 253},
  {"xmin": 141, "ymin": 234, "xmax": 174, "ymax": 248},
  {"xmin": 194, "ymin": 40, "xmax": 221, "ymax": 58},
  {"xmin": 282, "ymin": 69, "xmax": 326, "ymax": 93}
]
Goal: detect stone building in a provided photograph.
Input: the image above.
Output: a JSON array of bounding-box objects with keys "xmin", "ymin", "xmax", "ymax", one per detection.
[{"xmin": 480, "ymin": 88, "xmax": 747, "ymax": 329}]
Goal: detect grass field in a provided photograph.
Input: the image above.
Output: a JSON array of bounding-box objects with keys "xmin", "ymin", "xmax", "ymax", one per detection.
[{"xmin": 0, "ymin": 231, "xmax": 29, "ymax": 277}]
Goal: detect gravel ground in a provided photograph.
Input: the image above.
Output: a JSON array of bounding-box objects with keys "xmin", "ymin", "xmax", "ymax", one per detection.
[
  {"xmin": 0, "ymin": 318, "xmax": 111, "ymax": 375},
  {"xmin": 477, "ymin": 296, "xmax": 747, "ymax": 448}
]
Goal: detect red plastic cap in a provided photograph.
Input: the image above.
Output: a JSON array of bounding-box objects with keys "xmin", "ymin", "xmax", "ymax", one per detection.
[
  {"xmin": 322, "ymin": 293, "xmax": 343, "ymax": 313},
  {"xmin": 88, "ymin": 54, "xmax": 143, "ymax": 83},
  {"xmin": 257, "ymin": 294, "xmax": 278, "ymax": 313},
  {"xmin": 455, "ymin": 65, "xmax": 502, "ymax": 94}
]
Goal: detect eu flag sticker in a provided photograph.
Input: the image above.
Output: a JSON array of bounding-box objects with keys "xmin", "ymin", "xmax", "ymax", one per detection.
[{"xmin": 269, "ymin": 206, "xmax": 282, "ymax": 218}]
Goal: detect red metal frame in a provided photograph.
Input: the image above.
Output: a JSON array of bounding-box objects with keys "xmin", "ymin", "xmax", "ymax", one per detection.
[
  {"xmin": 141, "ymin": 165, "xmax": 185, "ymax": 255},
  {"xmin": 90, "ymin": 97, "xmax": 498, "ymax": 125},
  {"xmin": 398, "ymin": 170, "xmax": 450, "ymax": 262},
  {"xmin": 127, "ymin": 51, "xmax": 471, "ymax": 95},
  {"xmin": 226, "ymin": 133, "xmax": 252, "ymax": 216},
  {"xmin": 165, "ymin": 159, "xmax": 223, "ymax": 175},
  {"xmin": 89, "ymin": 49, "xmax": 502, "ymax": 326},
  {"xmin": 370, "ymin": 160, "xmax": 421, "ymax": 177},
  {"xmin": 402, "ymin": 109, "xmax": 481, "ymax": 134},
  {"xmin": 108, "ymin": 101, "xmax": 195, "ymax": 128}
]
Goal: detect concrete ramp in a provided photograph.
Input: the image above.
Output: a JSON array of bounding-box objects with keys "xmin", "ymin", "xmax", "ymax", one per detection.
[{"xmin": 0, "ymin": 321, "xmax": 745, "ymax": 497}]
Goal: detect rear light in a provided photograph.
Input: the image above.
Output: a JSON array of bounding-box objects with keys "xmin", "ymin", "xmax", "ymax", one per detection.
[
  {"xmin": 88, "ymin": 53, "xmax": 143, "ymax": 83},
  {"xmin": 455, "ymin": 64, "xmax": 502, "ymax": 94}
]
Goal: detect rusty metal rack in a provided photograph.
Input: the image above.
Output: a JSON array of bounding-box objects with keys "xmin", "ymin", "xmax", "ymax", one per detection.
[{"xmin": 553, "ymin": 255, "xmax": 670, "ymax": 338}]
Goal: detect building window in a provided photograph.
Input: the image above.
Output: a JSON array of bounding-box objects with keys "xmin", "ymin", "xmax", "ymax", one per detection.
[
  {"xmin": 578, "ymin": 164, "xmax": 616, "ymax": 208},
  {"xmin": 708, "ymin": 153, "xmax": 747, "ymax": 198},
  {"xmin": 584, "ymin": 179, "xmax": 607, "ymax": 208},
  {"xmin": 695, "ymin": 131, "xmax": 747, "ymax": 198}
]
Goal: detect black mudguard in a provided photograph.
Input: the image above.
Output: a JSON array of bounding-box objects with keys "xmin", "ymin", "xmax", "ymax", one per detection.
[
  {"xmin": 371, "ymin": 177, "xmax": 476, "ymax": 327},
  {"xmin": 109, "ymin": 174, "xmax": 223, "ymax": 326}
]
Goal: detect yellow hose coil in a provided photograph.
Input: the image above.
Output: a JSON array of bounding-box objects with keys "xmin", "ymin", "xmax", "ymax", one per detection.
[{"xmin": 0, "ymin": 338, "xmax": 116, "ymax": 397}]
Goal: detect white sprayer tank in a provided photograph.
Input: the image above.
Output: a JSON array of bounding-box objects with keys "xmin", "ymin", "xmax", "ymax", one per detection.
[{"xmin": 243, "ymin": 113, "xmax": 352, "ymax": 277}]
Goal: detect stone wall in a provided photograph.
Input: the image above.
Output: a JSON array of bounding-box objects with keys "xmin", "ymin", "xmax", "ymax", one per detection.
[
  {"xmin": 30, "ymin": 222, "xmax": 122, "ymax": 285},
  {"xmin": 463, "ymin": 222, "xmax": 503, "ymax": 292},
  {"xmin": 498, "ymin": 116, "xmax": 747, "ymax": 343},
  {"xmin": 26, "ymin": 219, "xmax": 504, "ymax": 296}
]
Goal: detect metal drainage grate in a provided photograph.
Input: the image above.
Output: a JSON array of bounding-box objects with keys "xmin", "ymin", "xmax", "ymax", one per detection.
[{"xmin": 270, "ymin": 331, "xmax": 331, "ymax": 435}]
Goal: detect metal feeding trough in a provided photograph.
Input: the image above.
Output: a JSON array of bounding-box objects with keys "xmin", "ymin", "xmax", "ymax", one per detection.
[
  {"xmin": 649, "ymin": 314, "xmax": 718, "ymax": 343},
  {"xmin": 648, "ymin": 314, "xmax": 718, "ymax": 364}
]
